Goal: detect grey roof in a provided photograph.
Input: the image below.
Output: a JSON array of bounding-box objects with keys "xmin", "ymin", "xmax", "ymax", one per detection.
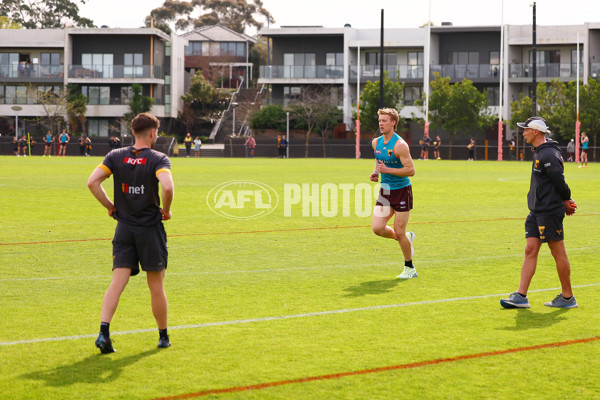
[{"xmin": 181, "ymin": 25, "xmax": 256, "ymax": 43}]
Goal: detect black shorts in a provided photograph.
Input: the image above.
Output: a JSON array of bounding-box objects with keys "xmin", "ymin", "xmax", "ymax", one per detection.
[
  {"xmin": 376, "ymin": 185, "xmax": 413, "ymax": 212},
  {"xmin": 112, "ymin": 221, "xmax": 168, "ymax": 276},
  {"xmin": 525, "ymin": 212, "xmax": 564, "ymax": 243}
]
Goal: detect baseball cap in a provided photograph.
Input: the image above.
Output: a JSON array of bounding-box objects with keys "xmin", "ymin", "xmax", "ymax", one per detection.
[{"xmin": 516, "ymin": 117, "xmax": 550, "ymax": 134}]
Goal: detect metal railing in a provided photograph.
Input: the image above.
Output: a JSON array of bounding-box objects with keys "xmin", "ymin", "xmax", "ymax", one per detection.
[
  {"xmin": 68, "ymin": 65, "xmax": 164, "ymax": 79},
  {"xmin": 260, "ymin": 65, "xmax": 344, "ymax": 79},
  {"xmin": 0, "ymin": 64, "xmax": 64, "ymax": 80},
  {"xmin": 208, "ymin": 78, "xmax": 244, "ymax": 142},
  {"xmin": 508, "ymin": 63, "xmax": 583, "ymax": 78}
]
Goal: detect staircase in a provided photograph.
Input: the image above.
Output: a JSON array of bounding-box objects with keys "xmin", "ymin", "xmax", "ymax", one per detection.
[{"xmin": 210, "ymin": 86, "xmax": 266, "ymax": 143}]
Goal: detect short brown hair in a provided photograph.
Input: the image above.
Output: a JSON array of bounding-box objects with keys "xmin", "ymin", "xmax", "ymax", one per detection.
[
  {"xmin": 131, "ymin": 112, "xmax": 159, "ymax": 136},
  {"xmin": 377, "ymin": 108, "xmax": 399, "ymax": 128}
]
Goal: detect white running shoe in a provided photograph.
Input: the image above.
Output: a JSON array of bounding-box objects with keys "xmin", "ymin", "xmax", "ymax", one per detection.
[{"xmin": 397, "ymin": 266, "xmax": 418, "ymax": 279}]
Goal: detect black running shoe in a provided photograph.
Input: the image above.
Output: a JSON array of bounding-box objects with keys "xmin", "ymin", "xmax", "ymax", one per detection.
[
  {"xmin": 95, "ymin": 332, "xmax": 116, "ymax": 353},
  {"xmin": 158, "ymin": 336, "xmax": 171, "ymax": 349}
]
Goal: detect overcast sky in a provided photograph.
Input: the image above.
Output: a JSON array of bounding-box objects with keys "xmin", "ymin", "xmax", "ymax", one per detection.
[{"xmin": 78, "ymin": 0, "xmax": 600, "ymax": 33}]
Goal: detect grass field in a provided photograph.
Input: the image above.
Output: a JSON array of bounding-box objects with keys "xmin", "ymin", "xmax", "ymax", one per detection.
[{"xmin": 1, "ymin": 155, "xmax": 599, "ymax": 399}]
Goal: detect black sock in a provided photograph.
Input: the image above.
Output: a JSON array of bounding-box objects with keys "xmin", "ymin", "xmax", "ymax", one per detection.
[
  {"xmin": 563, "ymin": 295, "xmax": 573, "ymax": 300},
  {"xmin": 517, "ymin": 292, "xmax": 527, "ymax": 298},
  {"xmin": 159, "ymin": 328, "xmax": 168, "ymax": 339},
  {"xmin": 100, "ymin": 322, "xmax": 110, "ymax": 337},
  {"xmin": 404, "ymin": 260, "xmax": 414, "ymax": 269}
]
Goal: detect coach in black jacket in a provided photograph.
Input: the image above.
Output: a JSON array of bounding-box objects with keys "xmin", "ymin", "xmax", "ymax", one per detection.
[{"xmin": 501, "ymin": 117, "xmax": 578, "ymax": 309}]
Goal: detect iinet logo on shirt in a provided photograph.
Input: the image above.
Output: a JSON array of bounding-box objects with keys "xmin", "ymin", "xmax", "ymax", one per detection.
[
  {"xmin": 122, "ymin": 183, "xmax": 145, "ymax": 194},
  {"xmin": 124, "ymin": 157, "xmax": 146, "ymax": 165}
]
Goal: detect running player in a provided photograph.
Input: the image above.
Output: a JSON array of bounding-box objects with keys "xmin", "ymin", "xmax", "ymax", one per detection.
[
  {"xmin": 370, "ymin": 108, "xmax": 417, "ymax": 279},
  {"xmin": 88, "ymin": 112, "xmax": 175, "ymax": 353}
]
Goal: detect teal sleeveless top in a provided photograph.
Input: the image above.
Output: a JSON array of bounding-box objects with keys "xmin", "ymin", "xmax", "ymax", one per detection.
[{"xmin": 375, "ymin": 133, "xmax": 411, "ymax": 190}]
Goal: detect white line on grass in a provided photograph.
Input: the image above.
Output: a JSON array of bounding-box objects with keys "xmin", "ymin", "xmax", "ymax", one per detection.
[
  {"xmin": 2, "ymin": 246, "xmax": 599, "ymax": 283},
  {"xmin": 2, "ymin": 282, "xmax": 599, "ymax": 347}
]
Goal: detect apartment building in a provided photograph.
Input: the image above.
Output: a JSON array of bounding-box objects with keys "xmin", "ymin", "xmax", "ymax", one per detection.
[
  {"xmin": 0, "ymin": 27, "xmax": 187, "ymax": 137},
  {"xmin": 259, "ymin": 23, "xmax": 592, "ymax": 138},
  {"xmin": 182, "ymin": 25, "xmax": 256, "ymax": 90}
]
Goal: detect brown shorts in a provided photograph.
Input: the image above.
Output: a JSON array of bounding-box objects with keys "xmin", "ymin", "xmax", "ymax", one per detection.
[{"xmin": 376, "ymin": 185, "xmax": 413, "ymax": 212}]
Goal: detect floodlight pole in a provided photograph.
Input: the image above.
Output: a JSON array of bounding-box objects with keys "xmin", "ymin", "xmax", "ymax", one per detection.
[
  {"xmin": 379, "ymin": 9, "xmax": 384, "ymax": 109},
  {"xmin": 286, "ymin": 111, "xmax": 290, "ymax": 158},
  {"xmin": 498, "ymin": 0, "xmax": 504, "ymax": 161},
  {"xmin": 531, "ymin": 2, "xmax": 537, "ymax": 116}
]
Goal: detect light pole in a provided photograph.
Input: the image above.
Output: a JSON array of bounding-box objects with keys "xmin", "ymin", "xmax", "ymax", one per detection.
[
  {"xmin": 231, "ymin": 102, "xmax": 238, "ymax": 136},
  {"xmin": 11, "ymin": 106, "xmax": 22, "ymax": 141},
  {"xmin": 286, "ymin": 111, "xmax": 290, "ymax": 158}
]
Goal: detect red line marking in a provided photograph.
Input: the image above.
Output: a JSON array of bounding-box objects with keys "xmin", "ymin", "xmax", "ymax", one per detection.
[
  {"xmin": 1, "ymin": 214, "xmax": 594, "ymax": 247},
  {"xmin": 150, "ymin": 336, "xmax": 600, "ymax": 400}
]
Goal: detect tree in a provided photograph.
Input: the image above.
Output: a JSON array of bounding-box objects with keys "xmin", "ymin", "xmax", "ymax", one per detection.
[
  {"xmin": 146, "ymin": 0, "xmax": 274, "ymax": 34},
  {"xmin": 355, "ymin": 71, "xmax": 405, "ymax": 133},
  {"xmin": 0, "ymin": 0, "xmax": 94, "ymax": 29},
  {"xmin": 0, "ymin": 16, "xmax": 22, "ymax": 29},
  {"xmin": 37, "ymin": 85, "xmax": 67, "ymax": 134},
  {"xmin": 180, "ymin": 71, "xmax": 229, "ymax": 131},
  {"xmin": 314, "ymin": 104, "xmax": 343, "ymax": 157},
  {"xmin": 124, "ymin": 84, "xmax": 154, "ymax": 133},
  {"xmin": 420, "ymin": 73, "xmax": 493, "ymax": 158},
  {"xmin": 66, "ymin": 84, "xmax": 88, "ymax": 136}
]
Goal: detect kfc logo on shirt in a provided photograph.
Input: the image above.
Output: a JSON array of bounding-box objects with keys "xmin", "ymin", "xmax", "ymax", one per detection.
[{"xmin": 124, "ymin": 157, "xmax": 146, "ymax": 165}]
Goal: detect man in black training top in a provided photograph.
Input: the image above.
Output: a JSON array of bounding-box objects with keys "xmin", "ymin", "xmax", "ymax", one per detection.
[
  {"xmin": 501, "ymin": 117, "xmax": 578, "ymax": 309},
  {"xmin": 88, "ymin": 112, "xmax": 175, "ymax": 353}
]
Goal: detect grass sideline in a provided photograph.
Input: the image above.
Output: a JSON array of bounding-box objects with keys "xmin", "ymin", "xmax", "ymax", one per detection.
[{"xmin": 1, "ymin": 156, "xmax": 599, "ymax": 399}]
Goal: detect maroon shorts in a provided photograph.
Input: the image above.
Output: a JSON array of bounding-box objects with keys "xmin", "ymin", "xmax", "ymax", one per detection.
[{"xmin": 376, "ymin": 185, "xmax": 413, "ymax": 212}]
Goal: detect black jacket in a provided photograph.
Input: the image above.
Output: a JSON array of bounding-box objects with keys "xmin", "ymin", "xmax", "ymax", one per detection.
[{"xmin": 528, "ymin": 140, "xmax": 571, "ymax": 215}]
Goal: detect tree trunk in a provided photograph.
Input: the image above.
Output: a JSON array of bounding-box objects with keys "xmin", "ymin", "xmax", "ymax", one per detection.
[
  {"xmin": 448, "ymin": 132, "xmax": 455, "ymax": 160},
  {"xmin": 305, "ymin": 130, "xmax": 311, "ymax": 158},
  {"xmin": 593, "ymin": 132, "xmax": 597, "ymax": 162}
]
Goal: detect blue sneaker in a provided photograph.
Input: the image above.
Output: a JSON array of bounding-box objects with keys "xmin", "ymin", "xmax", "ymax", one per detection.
[
  {"xmin": 95, "ymin": 332, "xmax": 116, "ymax": 353},
  {"xmin": 500, "ymin": 292, "xmax": 530, "ymax": 308},
  {"xmin": 544, "ymin": 293, "xmax": 578, "ymax": 308}
]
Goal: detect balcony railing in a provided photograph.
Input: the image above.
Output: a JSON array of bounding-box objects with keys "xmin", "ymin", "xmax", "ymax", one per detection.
[
  {"xmin": 260, "ymin": 65, "xmax": 344, "ymax": 79},
  {"xmin": 509, "ymin": 63, "xmax": 583, "ymax": 78},
  {"xmin": 0, "ymin": 64, "xmax": 64, "ymax": 80},
  {"xmin": 0, "ymin": 96, "xmax": 163, "ymax": 106},
  {"xmin": 350, "ymin": 65, "xmax": 424, "ymax": 81},
  {"xmin": 68, "ymin": 65, "xmax": 164, "ymax": 79}
]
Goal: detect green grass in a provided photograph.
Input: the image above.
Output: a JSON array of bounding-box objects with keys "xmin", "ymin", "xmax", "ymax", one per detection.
[{"xmin": 1, "ymin": 156, "xmax": 599, "ymax": 399}]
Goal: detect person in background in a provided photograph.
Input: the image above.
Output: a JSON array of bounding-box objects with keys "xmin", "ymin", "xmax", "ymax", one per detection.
[
  {"xmin": 183, "ymin": 132, "xmax": 193, "ymax": 157},
  {"xmin": 467, "ymin": 138, "xmax": 476, "ymax": 161},
  {"xmin": 566, "ymin": 139, "xmax": 575, "ymax": 162},
  {"xmin": 434, "ymin": 135, "xmax": 442, "ymax": 160},
  {"xmin": 579, "ymin": 132, "xmax": 588, "ymax": 168},
  {"xmin": 193, "ymin": 136, "xmax": 202, "ymax": 158},
  {"xmin": 58, "ymin": 129, "xmax": 70, "ymax": 157},
  {"xmin": 245, "ymin": 135, "xmax": 256, "ymax": 158},
  {"xmin": 43, "ymin": 131, "xmax": 54, "ymax": 157}
]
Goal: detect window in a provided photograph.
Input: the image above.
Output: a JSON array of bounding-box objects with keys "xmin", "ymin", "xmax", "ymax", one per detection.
[
  {"xmin": 121, "ymin": 86, "xmax": 134, "ymax": 104},
  {"xmin": 407, "ymin": 52, "xmax": 424, "ymax": 78},
  {"xmin": 124, "ymin": 53, "xmax": 143, "ymax": 78},
  {"xmin": 450, "ymin": 51, "xmax": 479, "ymax": 65},
  {"xmin": 0, "ymin": 53, "xmax": 19, "ymax": 78},
  {"xmin": 82, "ymin": 53, "xmax": 113, "ymax": 78},
  {"xmin": 404, "ymin": 86, "xmax": 422, "ymax": 105},
  {"xmin": 486, "ymin": 86, "xmax": 499, "ymax": 106},
  {"xmin": 88, "ymin": 119, "xmax": 109, "ymax": 137},
  {"xmin": 82, "ymin": 86, "xmax": 110, "ymax": 105},
  {"xmin": 185, "ymin": 41, "xmax": 202, "ymax": 56},
  {"xmin": 283, "ymin": 53, "xmax": 316, "ymax": 78},
  {"xmin": 326, "ymin": 53, "xmax": 343, "ymax": 78},
  {"xmin": 37, "ymin": 85, "xmax": 61, "ymax": 100},
  {"xmin": 219, "ymin": 42, "xmax": 245, "ymax": 57},
  {"xmin": 365, "ymin": 52, "xmax": 397, "ymax": 66},
  {"xmin": 165, "ymin": 41, "xmax": 172, "ymax": 57},
  {"xmin": 2, "ymin": 86, "xmax": 27, "ymax": 104},
  {"xmin": 283, "ymin": 86, "xmax": 302, "ymax": 106}
]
